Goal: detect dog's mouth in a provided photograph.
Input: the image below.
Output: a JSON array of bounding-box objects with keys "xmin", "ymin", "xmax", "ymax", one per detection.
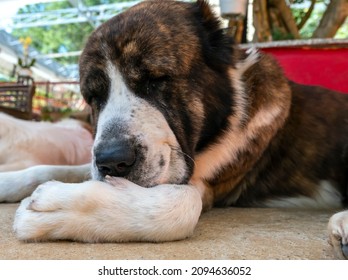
[{"xmin": 91, "ymin": 141, "xmax": 181, "ymax": 188}]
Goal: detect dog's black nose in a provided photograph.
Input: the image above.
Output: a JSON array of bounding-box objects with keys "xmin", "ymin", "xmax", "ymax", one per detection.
[{"xmin": 95, "ymin": 140, "xmax": 136, "ymax": 177}]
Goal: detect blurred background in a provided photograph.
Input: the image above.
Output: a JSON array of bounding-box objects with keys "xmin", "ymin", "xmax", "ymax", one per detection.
[{"xmin": 0, "ymin": 0, "xmax": 347, "ymax": 120}]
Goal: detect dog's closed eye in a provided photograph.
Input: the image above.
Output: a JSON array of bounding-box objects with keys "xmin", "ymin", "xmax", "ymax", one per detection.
[{"xmin": 147, "ymin": 75, "xmax": 171, "ymax": 94}]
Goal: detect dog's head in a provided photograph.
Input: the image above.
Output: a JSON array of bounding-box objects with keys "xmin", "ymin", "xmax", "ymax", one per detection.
[{"xmin": 79, "ymin": 0, "xmax": 235, "ymax": 187}]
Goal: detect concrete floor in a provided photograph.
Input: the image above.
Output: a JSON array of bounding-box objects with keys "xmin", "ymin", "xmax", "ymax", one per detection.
[{"xmin": 0, "ymin": 203, "xmax": 338, "ymax": 259}]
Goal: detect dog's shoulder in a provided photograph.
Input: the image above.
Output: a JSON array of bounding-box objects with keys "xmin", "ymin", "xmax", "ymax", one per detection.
[{"xmin": 196, "ymin": 48, "xmax": 348, "ymax": 208}]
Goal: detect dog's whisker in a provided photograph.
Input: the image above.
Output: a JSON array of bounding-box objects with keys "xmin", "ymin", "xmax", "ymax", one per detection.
[{"xmin": 170, "ymin": 145, "xmax": 196, "ymax": 167}]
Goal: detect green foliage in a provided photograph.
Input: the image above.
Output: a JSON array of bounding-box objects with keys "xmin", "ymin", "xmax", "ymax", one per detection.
[
  {"xmin": 271, "ymin": 28, "xmax": 295, "ymax": 41},
  {"xmin": 84, "ymin": 0, "xmax": 134, "ymax": 5},
  {"xmin": 335, "ymin": 18, "xmax": 348, "ymax": 39},
  {"xmin": 289, "ymin": 0, "xmax": 347, "ymax": 39},
  {"xmin": 18, "ymin": 57, "xmax": 36, "ymax": 68},
  {"xmin": 17, "ymin": 57, "xmax": 23, "ymax": 67},
  {"xmin": 291, "ymin": 6, "xmax": 325, "ymax": 39},
  {"xmin": 11, "ymin": 0, "xmax": 131, "ymax": 65}
]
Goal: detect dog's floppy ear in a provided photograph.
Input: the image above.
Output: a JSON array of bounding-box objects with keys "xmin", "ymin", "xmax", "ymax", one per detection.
[{"xmin": 191, "ymin": 0, "xmax": 235, "ymax": 70}]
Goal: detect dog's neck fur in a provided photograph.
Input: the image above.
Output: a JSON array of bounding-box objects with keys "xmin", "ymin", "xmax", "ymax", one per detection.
[{"xmin": 190, "ymin": 49, "xmax": 292, "ymax": 210}]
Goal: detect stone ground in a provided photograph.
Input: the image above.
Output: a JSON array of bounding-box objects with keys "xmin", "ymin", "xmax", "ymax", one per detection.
[{"xmin": 0, "ymin": 203, "xmax": 338, "ymax": 259}]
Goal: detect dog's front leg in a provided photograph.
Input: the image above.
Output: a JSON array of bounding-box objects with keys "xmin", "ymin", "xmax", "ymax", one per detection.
[
  {"xmin": 328, "ymin": 210, "xmax": 348, "ymax": 259},
  {"xmin": 0, "ymin": 164, "xmax": 90, "ymax": 202},
  {"xmin": 13, "ymin": 178, "xmax": 202, "ymax": 242}
]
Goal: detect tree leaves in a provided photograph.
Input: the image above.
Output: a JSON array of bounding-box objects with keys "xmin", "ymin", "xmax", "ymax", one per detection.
[{"xmin": 11, "ymin": 0, "xmax": 129, "ymax": 65}]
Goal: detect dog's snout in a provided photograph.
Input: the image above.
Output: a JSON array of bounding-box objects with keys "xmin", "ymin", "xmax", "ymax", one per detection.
[{"xmin": 95, "ymin": 140, "xmax": 136, "ymax": 178}]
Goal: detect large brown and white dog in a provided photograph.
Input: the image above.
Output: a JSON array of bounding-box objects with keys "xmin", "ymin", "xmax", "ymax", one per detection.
[{"xmin": 0, "ymin": 0, "xmax": 347, "ymax": 259}]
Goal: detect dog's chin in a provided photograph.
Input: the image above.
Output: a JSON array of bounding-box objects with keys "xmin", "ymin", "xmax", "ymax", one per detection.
[
  {"xmin": 90, "ymin": 165, "xmax": 161, "ymax": 188},
  {"xmin": 90, "ymin": 165, "xmax": 189, "ymax": 188}
]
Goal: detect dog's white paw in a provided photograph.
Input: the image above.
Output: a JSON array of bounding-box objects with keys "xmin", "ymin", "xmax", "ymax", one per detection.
[
  {"xmin": 13, "ymin": 180, "xmax": 96, "ymax": 242},
  {"xmin": 328, "ymin": 210, "xmax": 348, "ymax": 259},
  {"xmin": 12, "ymin": 179, "xmax": 148, "ymax": 242},
  {"xmin": 13, "ymin": 179, "xmax": 202, "ymax": 243},
  {"xmin": 13, "ymin": 196, "xmax": 64, "ymax": 241},
  {"xmin": 27, "ymin": 181, "xmax": 76, "ymax": 211}
]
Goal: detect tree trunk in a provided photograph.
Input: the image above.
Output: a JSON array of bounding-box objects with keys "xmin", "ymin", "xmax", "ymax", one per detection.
[
  {"xmin": 298, "ymin": 0, "xmax": 317, "ymax": 30},
  {"xmin": 253, "ymin": 0, "xmax": 272, "ymax": 42},
  {"xmin": 270, "ymin": 0, "xmax": 301, "ymax": 39},
  {"xmin": 313, "ymin": 0, "xmax": 348, "ymax": 38}
]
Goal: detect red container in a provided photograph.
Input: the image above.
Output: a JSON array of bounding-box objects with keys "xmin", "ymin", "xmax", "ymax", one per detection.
[{"xmin": 243, "ymin": 39, "xmax": 348, "ymax": 94}]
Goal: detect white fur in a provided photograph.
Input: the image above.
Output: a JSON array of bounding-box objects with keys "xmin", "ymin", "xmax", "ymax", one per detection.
[
  {"xmin": 0, "ymin": 164, "xmax": 90, "ymax": 202},
  {"xmin": 13, "ymin": 178, "xmax": 202, "ymax": 242},
  {"xmin": 93, "ymin": 62, "xmax": 134, "ymax": 142},
  {"xmin": 0, "ymin": 113, "xmax": 93, "ymax": 172},
  {"xmin": 265, "ymin": 180, "xmax": 343, "ymax": 209},
  {"xmin": 228, "ymin": 49, "xmax": 259, "ymax": 125},
  {"xmin": 328, "ymin": 210, "xmax": 348, "ymax": 259},
  {"xmin": 0, "ymin": 113, "xmax": 93, "ymax": 202}
]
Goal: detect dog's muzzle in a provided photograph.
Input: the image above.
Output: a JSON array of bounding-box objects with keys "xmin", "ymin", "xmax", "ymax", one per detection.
[{"xmin": 94, "ymin": 139, "xmax": 136, "ymax": 178}]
